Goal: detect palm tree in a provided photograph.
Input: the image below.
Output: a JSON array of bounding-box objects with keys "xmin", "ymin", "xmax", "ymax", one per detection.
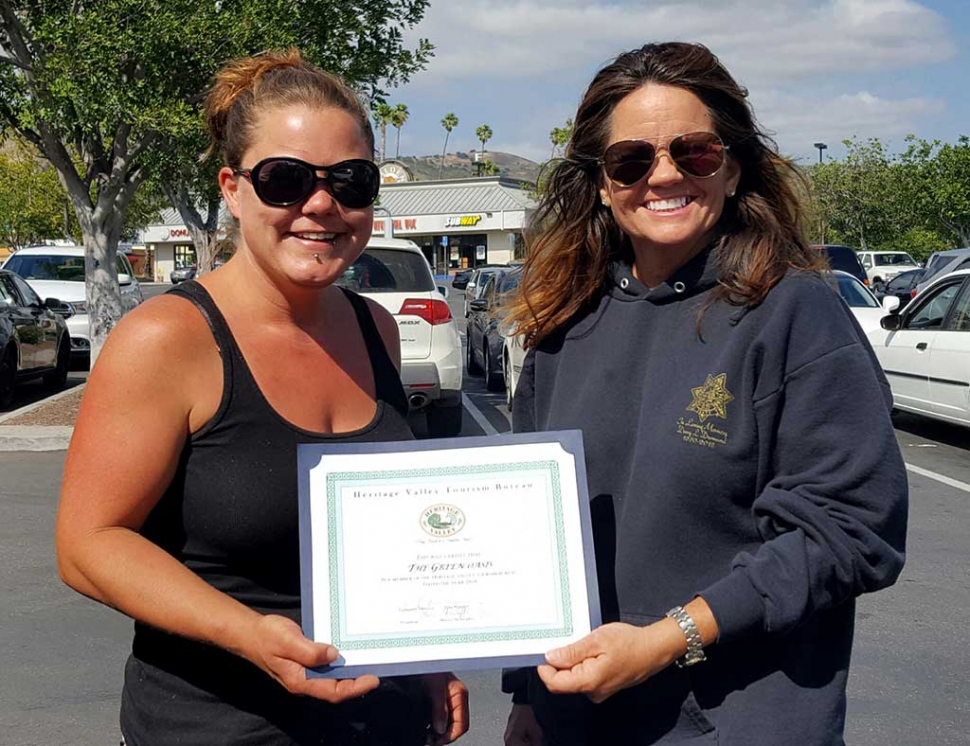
[
  {"xmin": 476, "ymin": 124, "xmax": 493, "ymax": 154},
  {"xmin": 391, "ymin": 104, "xmax": 409, "ymax": 158},
  {"xmin": 439, "ymin": 112, "xmax": 459, "ymax": 179},
  {"xmin": 475, "ymin": 124, "xmax": 493, "ymax": 177},
  {"xmin": 373, "ymin": 102, "xmax": 394, "ymax": 161}
]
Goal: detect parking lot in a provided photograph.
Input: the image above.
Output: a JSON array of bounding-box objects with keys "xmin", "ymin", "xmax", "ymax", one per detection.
[{"xmin": 1, "ymin": 281, "xmax": 968, "ymax": 745}]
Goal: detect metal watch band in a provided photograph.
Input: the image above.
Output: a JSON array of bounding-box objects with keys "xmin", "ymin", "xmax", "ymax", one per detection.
[{"xmin": 665, "ymin": 605, "xmax": 707, "ymax": 667}]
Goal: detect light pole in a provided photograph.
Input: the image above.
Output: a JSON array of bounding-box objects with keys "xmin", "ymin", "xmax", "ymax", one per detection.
[{"xmin": 813, "ymin": 142, "xmax": 828, "ymax": 165}]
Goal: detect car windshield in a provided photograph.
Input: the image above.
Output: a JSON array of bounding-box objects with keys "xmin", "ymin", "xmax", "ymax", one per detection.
[
  {"xmin": 4, "ymin": 254, "xmax": 85, "ymax": 281},
  {"xmin": 875, "ymin": 253, "xmax": 917, "ymax": 266},
  {"xmin": 837, "ymin": 274, "xmax": 879, "ymax": 308},
  {"xmin": 335, "ymin": 248, "xmax": 434, "ymax": 293}
]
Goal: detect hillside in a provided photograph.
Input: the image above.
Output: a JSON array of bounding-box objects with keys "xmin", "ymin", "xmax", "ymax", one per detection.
[{"xmin": 395, "ymin": 151, "xmax": 540, "ymax": 183}]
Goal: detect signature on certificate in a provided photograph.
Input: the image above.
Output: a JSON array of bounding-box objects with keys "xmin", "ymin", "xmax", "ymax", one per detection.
[{"xmin": 398, "ymin": 598, "xmax": 478, "ymax": 624}]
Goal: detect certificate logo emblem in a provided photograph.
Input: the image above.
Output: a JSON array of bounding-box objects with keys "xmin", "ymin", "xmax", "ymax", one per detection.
[{"xmin": 420, "ymin": 504, "xmax": 466, "ymax": 537}]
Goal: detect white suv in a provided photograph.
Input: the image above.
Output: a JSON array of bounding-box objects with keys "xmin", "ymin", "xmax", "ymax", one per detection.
[
  {"xmin": 3, "ymin": 245, "xmax": 143, "ymax": 361},
  {"xmin": 857, "ymin": 250, "xmax": 920, "ymax": 286},
  {"xmin": 337, "ymin": 238, "xmax": 463, "ymax": 437}
]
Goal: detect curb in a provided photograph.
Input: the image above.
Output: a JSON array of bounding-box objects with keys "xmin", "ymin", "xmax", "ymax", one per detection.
[
  {"xmin": 0, "ymin": 426, "xmax": 74, "ymax": 452},
  {"xmin": 0, "ymin": 382, "xmax": 85, "ymax": 424},
  {"xmin": 0, "ymin": 383, "xmax": 84, "ymax": 451}
]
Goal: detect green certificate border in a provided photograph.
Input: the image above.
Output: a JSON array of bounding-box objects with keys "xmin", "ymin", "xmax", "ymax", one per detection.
[{"xmin": 325, "ymin": 460, "xmax": 572, "ymax": 650}]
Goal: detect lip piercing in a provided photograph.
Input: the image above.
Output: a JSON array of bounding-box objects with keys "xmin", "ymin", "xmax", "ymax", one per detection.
[{"xmin": 313, "ymin": 253, "xmax": 320, "ymax": 261}]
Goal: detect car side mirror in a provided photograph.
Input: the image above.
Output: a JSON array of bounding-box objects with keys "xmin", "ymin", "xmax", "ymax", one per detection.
[
  {"xmin": 882, "ymin": 296, "xmax": 901, "ymax": 314},
  {"xmin": 118, "ymin": 272, "xmax": 132, "ymax": 286},
  {"xmin": 880, "ymin": 313, "xmax": 902, "ymax": 331},
  {"xmin": 469, "ymin": 298, "xmax": 488, "ymax": 313},
  {"xmin": 44, "ymin": 297, "xmax": 75, "ymax": 318},
  {"xmin": 437, "ymin": 285, "xmax": 449, "ymax": 300}
]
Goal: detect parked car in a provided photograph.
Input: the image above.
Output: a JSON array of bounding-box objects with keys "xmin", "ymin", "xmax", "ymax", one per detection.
[
  {"xmin": 171, "ymin": 258, "xmax": 227, "ymax": 284},
  {"xmin": 877, "ymin": 268, "xmax": 926, "ymax": 311},
  {"xmin": 451, "ymin": 268, "xmax": 474, "ymax": 290},
  {"xmin": 463, "ymin": 264, "xmax": 509, "ymax": 317},
  {"xmin": 866, "ymin": 268, "xmax": 970, "ymax": 428},
  {"xmin": 811, "ymin": 244, "xmax": 869, "ymax": 286},
  {"xmin": 3, "ymin": 245, "xmax": 143, "ymax": 362},
  {"xmin": 466, "ymin": 266, "xmax": 521, "ymax": 392},
  {"xmin": 857, "ymin": 250, "xmax": 921, "ymax": 287},
  {"xmin": 336, "ymin": 237, "xmax": 463, "ymax": 437},
  {"xmin": 0, "ymin": 269, "xmax": 72, "ymax": 408},
  {"xmin": 171, "ymin": 264, "xmax": 197, "ymax": 284},
  {"xmin": 915, "ymin": 247, "xmax": 970, "ymax": 296},
  {"xmin": 829, "ymin": 270, "xmax": 894, "ymax": 335}
]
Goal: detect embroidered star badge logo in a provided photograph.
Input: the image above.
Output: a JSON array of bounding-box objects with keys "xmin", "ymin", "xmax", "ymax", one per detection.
[{"xmin": 687, "ymin": 373, "xmax": 735, "ymax": 422}]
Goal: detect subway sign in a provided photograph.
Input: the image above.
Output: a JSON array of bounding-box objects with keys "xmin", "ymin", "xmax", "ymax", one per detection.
[{"xmin": 444, "ymin": 215, "xmax": 483, "ymax": 228}]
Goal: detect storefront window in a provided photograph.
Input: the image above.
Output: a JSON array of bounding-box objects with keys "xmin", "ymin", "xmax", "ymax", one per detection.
[{"xmin": 174, "ymin": 244, "xmax": 196, "ymax": 268}]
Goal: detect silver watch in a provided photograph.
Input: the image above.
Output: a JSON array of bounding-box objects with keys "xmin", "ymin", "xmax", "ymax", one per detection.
[{"xmin": 665, "ymin": 606, "xmax": 707, "ymax": 667}]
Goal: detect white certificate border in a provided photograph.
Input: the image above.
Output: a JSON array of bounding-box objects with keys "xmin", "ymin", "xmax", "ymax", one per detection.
[{"xmin": 297, "ymin": 430, "xmax": 601, "ymax": 679}]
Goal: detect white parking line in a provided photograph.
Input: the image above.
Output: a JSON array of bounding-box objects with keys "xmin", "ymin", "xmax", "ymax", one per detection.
[
  {"xmin": 462, "ymin": 393, "xmax": 499, "ymax": 436},
  {"xmin": 906, "ymin": 463, "xmax": 970, "ymax": 494}
]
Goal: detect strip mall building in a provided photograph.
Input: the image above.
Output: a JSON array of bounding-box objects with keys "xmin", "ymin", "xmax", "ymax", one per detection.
[{"xmin": 140, "ymin": 174, "xmax": 537, "ymax": 282}]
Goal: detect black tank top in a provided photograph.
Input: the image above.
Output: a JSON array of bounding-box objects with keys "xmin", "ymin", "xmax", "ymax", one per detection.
[{"xmin": 121, "ymin": 281, "xmax": 429, "ymax": 746}]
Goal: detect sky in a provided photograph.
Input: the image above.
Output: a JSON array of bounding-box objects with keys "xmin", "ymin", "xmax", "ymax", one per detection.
[{"xmin": 384, "ymin": 0, "xmax": 970, "ymax": 168}]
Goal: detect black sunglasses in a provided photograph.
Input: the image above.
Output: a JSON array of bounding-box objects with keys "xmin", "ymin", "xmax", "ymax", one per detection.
[
  {"xmin": 233, "ymin": 157, "xmax": 380, "ymax": 209},
  {"xmin": 600, "ymin": 132, "xmax": 728, "ymax": 186}
]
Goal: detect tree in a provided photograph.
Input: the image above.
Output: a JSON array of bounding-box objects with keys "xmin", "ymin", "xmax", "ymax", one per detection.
[
  {"xmin": 0, "ymin": 1, "xmax": 433, "ymax": 361},
  {"xmin": 549, "ymin": 118, "xmax": 573, "ymax": 159},
  {"xmin": 373, "ymin": 102, "xmax": 395, "ymax": 162},
  {"xmin": 476, "ymin": 124, "xmax": 492, "ymax": 154},
  {"xmin": 439, "ymin": 112, "xmax": 458, "ymax": 179},
  {"xmin": 900, "ymin": 135, "xmax": 970, "ymax": 247},
  {"xmin": 0, "ymin": 138, "xmax": 76, "ymax": 247},
  {"xmin": 481, "ymin": 159, "xmax": 499, "ymax": 176},
  {"xmin": 807, "ymin": 137, "xmax": 905, "ymax": 250},
  {"xmin": 391, "ymin": 103, "xmax": 409, "ymax": 158}
]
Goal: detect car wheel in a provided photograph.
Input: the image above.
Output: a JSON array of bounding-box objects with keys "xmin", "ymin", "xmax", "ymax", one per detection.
[
  {"xmin": 426, "ymin": 403, "xmax": 463, "ymax": 438},
  {"xmin": 484, "ymin": 344, "xmax": 503, "ymax": 392},
  {"xmin": 43, "ymin": 337, "xmax": 70, "ymax": 391},
  {"xmin": 466, "ymin": 333, "xmax": 482, "ymax": 375},
  {"xmin": 0, "ymin": 345, "xmax": 17, "ymax": 410}
]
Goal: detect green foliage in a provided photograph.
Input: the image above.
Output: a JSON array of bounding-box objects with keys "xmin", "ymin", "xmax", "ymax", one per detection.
[
  {"xmin": 390, "ymin": 103, "xmax": 409, "ymax": 158},
  {"xmin": 0, "ymin": 0, "xmax": 435, "ymax": 354},
  {"xmin": 0, "ymin": 139, "xmax": 75, "ymax": 247},
  {"xmin": 895, "ymin": 228, "xmax": 950, "ymax": 263},
  {"xmin": 476, "ymin": 123, "xmax": 492, "ymax": 152},
  {"xmin": 549, "ymin": 118, "xmax": 573, "ymax": 159},
  {"xmin": 438, "ymin": 112, "xmax": 458, "ymax": 178},
  {"xmin": 373, "ymin": 101, "xmax": 395, "ymax": 162},
  {"xmin": 809, "ymin": 135, "xmax": 970, "ymax": 255}
]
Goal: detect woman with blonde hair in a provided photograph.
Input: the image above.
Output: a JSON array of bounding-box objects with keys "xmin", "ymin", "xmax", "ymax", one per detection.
[
  {"xmin": 56, "ymin": 49, "xmax": 467, "ymax": 745},
  {"xmin": 503, "ymin": 41, "xmax": 907, "ymax": 746}
]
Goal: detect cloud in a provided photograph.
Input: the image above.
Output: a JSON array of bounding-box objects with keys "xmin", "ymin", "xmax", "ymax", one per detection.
[
  {"xmin": 405, "ymin": 0, "xmax": 956, "ymax": 84},
  {"xmin": 755, "ymin": 89, "xmax": 946, "ymax": 160}
]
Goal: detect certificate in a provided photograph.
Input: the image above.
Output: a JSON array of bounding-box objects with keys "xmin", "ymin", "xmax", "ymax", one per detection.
[{"xmin": 297, "ymin": 430, "xmax": 600, "ymax": 678}]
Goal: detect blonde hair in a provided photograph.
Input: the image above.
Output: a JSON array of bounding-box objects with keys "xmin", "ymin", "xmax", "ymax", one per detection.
[{"xmin": 204, "ymin": 48, "xmax": 374, "ymax": 166}]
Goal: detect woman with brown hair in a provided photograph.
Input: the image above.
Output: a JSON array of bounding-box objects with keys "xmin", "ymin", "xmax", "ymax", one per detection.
[
  {"xmin": 55, "ymin": 50, "xmax": 467, "ymax": 745},
  {"xmin": 502, "ymin": 42, "xmax": 907, "ymax": 745}
]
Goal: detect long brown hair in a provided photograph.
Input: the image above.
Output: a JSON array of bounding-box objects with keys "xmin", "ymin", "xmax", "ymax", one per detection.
[
  {"xmin": 506, "ymin": 42, "xmax": 823, "ymax": 348},
  {"xmin": 204, "ymin": 48, "xmax": 374, "ymax": 167}
]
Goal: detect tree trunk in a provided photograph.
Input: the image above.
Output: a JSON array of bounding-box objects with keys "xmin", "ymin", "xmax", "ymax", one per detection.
[
  {"xmin": 396, "ymin": 127, "xmax": 401, "ymax": 158},
  {"xmin": 48, "ymin": 137, "xmax": 145, "ymax": 366},
  {"xmin": 439, "ymin": 132, "xmax": 450, "ymax": 179},
  {"xmin": 164, "ymin": 183, "xmax": 222, "ymax": 276}
]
